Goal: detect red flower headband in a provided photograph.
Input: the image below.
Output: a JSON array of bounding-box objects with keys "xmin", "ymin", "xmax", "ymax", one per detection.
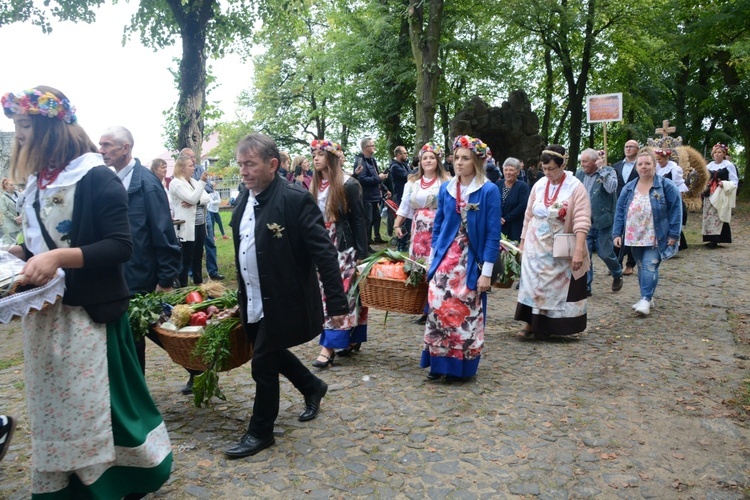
[
  {"xmin": 310, "ymin": 139, "xmax": 343, "ymax": 157},
  {"xmin": 419, "ymin": 142, "xmax": 444, "ymax": 159},
  {"xmin": 452, "ymin": 135, "xmax": 489, "ymax": 159},
  {"xmin": 712, "ymin": 143, "xmax": 728, "ymax": 154},
  {"xmin": 2, "ymin": 88, "xmax": 77, "ymax": 124}
]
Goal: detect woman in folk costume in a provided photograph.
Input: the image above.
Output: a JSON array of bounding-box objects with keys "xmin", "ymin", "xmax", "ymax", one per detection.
[
  {"xmin": 309, "ymin": 139, "xmax": 369, "ymax": 368},
  {"xmin": 1, "ymin": 86, "xmax": 171, "ymax": 499},
  {"xmin": 421, "ymin": 135, "xmax": 501, "ymax": 382},
  {"xmin": 702, "ymin": 143, "xmax": 738, "ymax": 248},
  {"xmin": 514, "ymin": 144, "xmax": 591, "ymax": 340},
  {"xmin": 393, "ymin": 142, "xmax": 450, "ymax": 324}
]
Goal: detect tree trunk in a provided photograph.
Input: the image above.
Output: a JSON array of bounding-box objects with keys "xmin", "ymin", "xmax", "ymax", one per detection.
[
  {"xmin": 167, "ymin": 0, "xmax": 215, "ymax": 158},
  {"xmin": 716, "ymin": 50, "xmax": 750, "ymax": 197},
  {"xmin": 408, "ymin": 0, "xmax": 444, "ymax": 149},
  {"xmin": 541, "ymin": 48, "xmax": 553, "ymax": 140}
]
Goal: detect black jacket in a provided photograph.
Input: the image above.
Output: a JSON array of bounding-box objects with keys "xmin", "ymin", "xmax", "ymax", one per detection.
[
  {"xmin": 389, "ymin": 159, "xmax": 410, "ymax": 204},
  {"xmin": 23, "ymin": 166, "xmax": 133, "ymax": 323},
  {"xmin": 123, "ymin": 160, "xmax": 181, "ymax": 295},
  {"xmin": 335, "ymin": 178, "xmax": 369, "ymax": 260},
  {"xmin": 613, "ymin": 158, "xmax": 639, "ymax": 198},
  {"xmin": 230, "ymin": 176, "xmax": 348, "ymax": 352}
]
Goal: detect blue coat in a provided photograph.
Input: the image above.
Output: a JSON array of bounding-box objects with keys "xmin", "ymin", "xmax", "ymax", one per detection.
[
  {"xmin": 496, "ymin": 179, "xmax": 530, "ymax": 242},
  {"xmin": 613, "ymin": 175, "xmax": 682, "ymax": 260},
  {"xmin": 429, "ymin": 180, "xmax": 501, "ymax": 290}
]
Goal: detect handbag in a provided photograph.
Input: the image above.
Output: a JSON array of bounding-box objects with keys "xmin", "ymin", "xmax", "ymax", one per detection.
[{"xmin": 552, "ymin": 233, "xmax": 576, "ymax": 259}]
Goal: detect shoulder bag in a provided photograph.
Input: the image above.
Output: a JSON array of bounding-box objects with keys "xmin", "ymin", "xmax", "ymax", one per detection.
[{"xmin": 552, "ymin": 233, "xmax": 576, "ymax": 259}]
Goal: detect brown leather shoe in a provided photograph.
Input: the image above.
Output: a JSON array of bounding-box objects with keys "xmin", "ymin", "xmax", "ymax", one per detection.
[{"xmin": 623, "ymin": 266, "xmax": 634, "ymax": 276}]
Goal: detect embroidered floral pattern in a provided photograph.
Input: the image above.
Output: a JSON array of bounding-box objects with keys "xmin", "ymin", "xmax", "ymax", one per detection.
[
  {"xmin": 318, "ymin": 222, "xmax": 367, "ymax": 331},
  {"xmin": 424, "ymin": 224, "xmax": 484, "ymax": 363},
  {"xmin": 56, "ymin": 220, "xmax": 72, "ymax": 242}
]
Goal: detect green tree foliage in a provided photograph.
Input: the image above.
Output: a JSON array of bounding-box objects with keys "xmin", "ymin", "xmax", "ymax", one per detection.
[
  {"xmin": 0, "ymin": 0, "xmax": 102, "ymax": 31},
  {"xmin": 124, "ymin": 0, "xmax": 255, "ymax": 156}
]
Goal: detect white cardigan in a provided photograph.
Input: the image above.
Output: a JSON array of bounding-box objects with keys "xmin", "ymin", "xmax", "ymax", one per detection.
[{"xmin": 169, "ymin": 176, "xmax": 210, "ymax": 242}]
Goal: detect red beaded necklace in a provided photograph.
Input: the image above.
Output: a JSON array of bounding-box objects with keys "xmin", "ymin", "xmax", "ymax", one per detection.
[
  {"xmin": 318, "ymin": 179, "xmax": 330, "ymax": 192},
  {"xmin": 420, "ymin": 176, "xmax": 437, "ymax": 190},
  {"xmin": 37, "ymin": 167, "xmax": 64, "ymax": 190},
  {"xmin": 543, "ymin": 172, "xmax": 566, "ymax": 207},
  {"xmin": 455, "ymin": 182, "xmax": 467, "ymax": 214}
]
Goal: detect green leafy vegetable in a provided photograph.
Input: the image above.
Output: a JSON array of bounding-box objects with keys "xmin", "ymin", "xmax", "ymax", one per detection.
[{"xmin": 192, "ymin": 316, "xmax": 241, "ymax": 407}]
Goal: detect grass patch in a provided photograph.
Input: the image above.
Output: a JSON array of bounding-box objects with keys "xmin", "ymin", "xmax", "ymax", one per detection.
[{"xmin": 0, "ymin": 355, "xmax": 23, "ymax": 370}]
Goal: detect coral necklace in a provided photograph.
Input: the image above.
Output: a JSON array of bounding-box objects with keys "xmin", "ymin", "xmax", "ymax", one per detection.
[
  {"xmin": 318, "ymin": 179, "xmax": 330, "ymax": 192},
  {"xmin": 37, "ymin": 167, "xmax": 64, "ymax": 190},
  {"xmin": 544, "ymin": 172, "xmax": 566, "ymax": 207},
  {"xmin": 455, "ymin": 182, "xmax": 468, "ymax": 214},
  {"xmin": 420, "ymin": 176, "xmax": 437, "ymax": 189}
]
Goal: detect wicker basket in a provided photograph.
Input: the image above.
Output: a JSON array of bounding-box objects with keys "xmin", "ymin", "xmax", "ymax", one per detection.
[
  {"xmin": 153, "ymin": 323, "xmax": 252, "ymax": 372},
  {"xmin": 360, "ymin": 276, "xmax": 428, "ymax": 314}
]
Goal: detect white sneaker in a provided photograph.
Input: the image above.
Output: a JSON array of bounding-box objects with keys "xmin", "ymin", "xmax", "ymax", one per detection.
[
  {"xmin": 634, "ymin": 298, "xmax": 651, "ymax": 316},
  {"xmin": 632, "ymin": 298, "xmax": 655, "ymax": 310}
]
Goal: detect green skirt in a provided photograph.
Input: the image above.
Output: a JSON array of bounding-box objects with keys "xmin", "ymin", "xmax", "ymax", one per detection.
[{"xmin": 27, "ymin": 311, "xmax": 172, "ymax": 499}]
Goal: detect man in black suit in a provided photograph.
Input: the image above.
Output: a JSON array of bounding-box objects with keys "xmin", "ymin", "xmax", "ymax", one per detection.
[
  {"xmin": 612, "ymin": 140, "xmax": 640, "ymax": 274},
  {"xmin": 225, "ymin": 133, "xmax": 348, "ymax": 458}
]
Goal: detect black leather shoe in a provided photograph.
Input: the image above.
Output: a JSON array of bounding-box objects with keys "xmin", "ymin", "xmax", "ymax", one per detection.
[
  {"xmin": 299, "ymin": 381, "xmax": 328, "ymax": 422},
  {"xmin": 373, "ymin": 238, "xmax": 387, "ymax": 244},
  {"xmin": 426, "ymin": 372, "xmax": 441, "ymax": 380},
  {"xmin": 415, "ymin": 314, "xmax": 428, "ymax": 325},
  {"xmin": 612, "ymin": 276, "xmax": 623, "ymax": 292},
  {"xmin": 311, "ymin": 352, "xmax": 335, "ymax": 368},
  {"xmin": 224, "ymin": 433, "xmax": 275, "ymax": 458},
  {"xmin": 209, "ymin": 274, "xmax": 225, "ymax": 280},
  {"xmin": 180, "ymin": 374, "xmax": 194, "ymax": 395}
]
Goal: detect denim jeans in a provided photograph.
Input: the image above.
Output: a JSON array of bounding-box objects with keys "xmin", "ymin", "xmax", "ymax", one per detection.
[
  {"xmin": 586, "ymin": 226, "xmax": 623, "ymax": 291},
  {"xmin": 204, "ymin": 218, "xmax": 219, "ymax": 277},
  {"xmin": 630, "ymin": 246, "xmax": 661, "ymax": 300}
]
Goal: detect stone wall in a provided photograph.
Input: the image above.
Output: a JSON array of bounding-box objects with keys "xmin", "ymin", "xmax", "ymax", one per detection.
[{"xmin": 450, "ymin": 91, "xmax": 546, "ymax": 166}]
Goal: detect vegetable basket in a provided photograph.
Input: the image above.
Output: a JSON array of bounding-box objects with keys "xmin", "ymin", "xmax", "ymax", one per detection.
[
  {"xmin": 153, "ymin": 323, "xmax": 252, "ymax": 372},
  {"xmin": 360, "ymin": 276, "xmax": 428, "ymax": 315}
]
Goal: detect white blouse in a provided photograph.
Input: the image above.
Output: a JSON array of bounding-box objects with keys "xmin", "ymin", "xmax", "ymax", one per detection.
[{"xmin": 396, "ymin": 177, "xmax": 443, "ymax": 219}]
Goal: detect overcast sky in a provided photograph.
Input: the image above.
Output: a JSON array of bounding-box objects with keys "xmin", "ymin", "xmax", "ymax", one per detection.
[{"xmin": 0, "ymin": 2, "xmax": 253, "ymax": 162}]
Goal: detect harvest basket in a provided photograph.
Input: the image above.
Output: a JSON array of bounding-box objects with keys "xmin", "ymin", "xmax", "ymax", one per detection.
[
  {"xmin": 153, "ymin": 323, "xmax": 252, "ymax": 371},
  {"xmin": 360, "ymin": 276, "xmax": 428, "ymax": 314}
]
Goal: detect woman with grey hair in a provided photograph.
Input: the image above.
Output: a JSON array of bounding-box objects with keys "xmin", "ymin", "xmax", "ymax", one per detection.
[{"xmin": 495, "ymin": 157, "xmax": 530, "ymax": 242}]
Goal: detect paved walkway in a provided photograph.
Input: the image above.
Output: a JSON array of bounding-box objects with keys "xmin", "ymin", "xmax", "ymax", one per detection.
[{"xmin": 1, "ymin": 210, "xmax": 749, "ymax": 499}]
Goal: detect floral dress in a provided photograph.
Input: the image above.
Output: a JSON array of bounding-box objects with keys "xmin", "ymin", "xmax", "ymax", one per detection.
[
  {"xmin": 316, "ymin": 178, "xmax": 368, "ymax": 349},
  {"xmin": 396, "ymin": 178, "xmax": 442, "ymax": 263},
  {"xmin": 19, "ymin": 155, "xmax": 172, "ymax": 498},
  {"xmin": 420, "ymin": 212, "xmax": 484, "ymax": 378}
]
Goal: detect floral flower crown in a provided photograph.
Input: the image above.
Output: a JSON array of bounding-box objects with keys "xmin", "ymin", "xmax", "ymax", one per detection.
[
  {"xmin": 419, "ymin": 142, "xmax": 444, "ymax": 159},
  {"xmin": 2, "ymin": 88, "xmax": 77, "ymax": 124},
  {"xmin": 712, "ymin": 143, "xmax": 728, "ymax": 154},
  {"xmin": 310, "ymin": 139, "xmax": 343, "ymax": 157},
  {"xmin": 452, "ymin": 135, "xmax": 489, "ymax": 159},
  {"xmin": 654, "ymin": 148, "xmax": 672, "ymax": 156}
]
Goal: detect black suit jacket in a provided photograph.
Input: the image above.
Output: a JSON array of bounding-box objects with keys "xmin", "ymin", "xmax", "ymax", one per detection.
[
  {"xmin": 496, "ymin": 180, "xmax": 530, "ymax": 242},
  {"xmin": 230, "ymin": 176, "xmax": 348, "ymax": 352},
  {"xmin": 613, "ymin": 158, "xmax": 639, "ymax": 198}
]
